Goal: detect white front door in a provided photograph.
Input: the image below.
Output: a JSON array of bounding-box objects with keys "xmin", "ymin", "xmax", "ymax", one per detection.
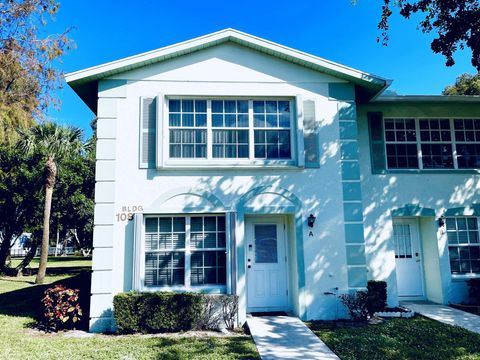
[
  {"xmin": 393, "ymin": 219, "xmax": 425, "ymax": 298},
  {"xmin": 246, "ymin": 218, "xmax": 289, "ymax": 310}
]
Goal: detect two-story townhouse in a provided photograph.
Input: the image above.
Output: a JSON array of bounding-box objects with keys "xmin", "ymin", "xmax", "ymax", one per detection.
[{"xmin": 66, "ymin": 29, "xmax": 480, "ymax": 332}]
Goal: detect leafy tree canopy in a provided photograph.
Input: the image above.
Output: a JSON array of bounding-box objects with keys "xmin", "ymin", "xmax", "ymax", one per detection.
[
  {"xmin": 0, "ymin": 137, "xmax": 95, "ymax": 272},
  {"xmin": 0, "ymin": 145, "xmax": 44, "ymax": 270},
  {"xmin": 443, "ymin": 73, "xmax": 480, "ymax": 95},
  {"xmin": 50, "ymin": 145, "xmax": 95, "ymax": 250},
  {"xmin": 0, "ymin": 0, "xmax": 73, "ymax": 145},
  {"xmin": 17, "ymin": 121, "xmax": 87, "ymax": 283},
  {"xmin": 367, "ymin": 0, "xmax": 480, "ymax": 71}
]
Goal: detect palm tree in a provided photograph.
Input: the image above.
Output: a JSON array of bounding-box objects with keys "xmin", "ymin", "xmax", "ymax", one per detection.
[{"xmin": 18, "ymin": 122, "xmax": 85, "ymax": 284}]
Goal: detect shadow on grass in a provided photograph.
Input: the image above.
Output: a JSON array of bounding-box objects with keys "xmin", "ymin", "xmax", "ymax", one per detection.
[
  {"xmin": 20, "ymin": 266, "xmax": 92, "ymax": 276},
  {"xmin": 0, "ymin": 270, "xmax": 91, "ymax": 331},
  {"xmin": 150, "ymin": 337, "xmax": 260, "ymax": 360}
]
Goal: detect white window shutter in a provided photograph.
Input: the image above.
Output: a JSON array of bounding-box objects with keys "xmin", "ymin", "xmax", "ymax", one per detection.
[
  {"xmin": 139, "ymin": 97, "xmax": 156, "ymax": 168},
  {"xmin": 295, "ymin": 95, "xmax": 305, "ymax": 168},
  {"xmin": 156, "ymin": 93, "xmax": 164, "ymax": 169},
  {"xmin": 303, "ymin": 99, "xmax": 320, "ymax": 168}
]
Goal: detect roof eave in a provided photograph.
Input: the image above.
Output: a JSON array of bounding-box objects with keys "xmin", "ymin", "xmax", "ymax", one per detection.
[
  {"xmin": 373, "ymin": 95, "xmax": 480, "ymax": 103},
  {"xmin": 66, "ymin": 29, "xmax": 389, "ymax": 113}
]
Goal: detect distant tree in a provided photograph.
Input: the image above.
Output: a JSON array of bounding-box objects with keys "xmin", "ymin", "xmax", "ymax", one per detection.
[
  {"xmin": 17, "ymin": 122, "xmax": 86, "ymax": 284},
  {"xmin": 443, "ymin": 73, "xmax": 480, "ymax": 95},
  {"xmin": 51, "ymin": 147, "xmax": 95, "ymax": 252},
  {"xmin": 359, "ymin": 0, "xmax": 480, "ymax": 71},
  {"xmin": 0, "ymin": 146, "xmax": 43, "ymax": 272},
  {"xmin": 0, "ymin": 140, "xmax": 95, "ymax": 274},
  {"xmin": 0, "ymin": 0, "xmax": 73, "ymax": 144}
]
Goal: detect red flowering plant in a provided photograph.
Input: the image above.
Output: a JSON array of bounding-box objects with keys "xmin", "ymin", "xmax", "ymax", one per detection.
[{"xmin": 42, "ymin": 285, "xmax": 83, "ymax": 332}]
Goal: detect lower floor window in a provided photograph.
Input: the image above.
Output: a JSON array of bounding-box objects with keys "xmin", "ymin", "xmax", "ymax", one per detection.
[
  {"xmin": 144, "ymin": 215, "xmax": 227, "ymax": 287},
  {"xmin": 446, "ymin": 217, "xmax": 480, "ymax": 274},
  {"xmin": 191, "ymin": 251, "xmax": 226, "ymax": 285},
  {"xmin": 145, "ymin": 252, "xmax": 185, "ymax": 286}
]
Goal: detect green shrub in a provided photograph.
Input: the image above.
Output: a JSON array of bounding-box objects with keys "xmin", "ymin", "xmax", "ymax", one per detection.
[
  {"xmin": 467, "ymin": 279, "xmax": 480, "ymax": 305},
  {"xmin": 113, "ymin": 292, "xmax": 238, "ymax": 334},
  {"xmin": 112, "ymin": 292, "xmax": 143, "ymax": 333},
  {"xmin": 367, "ymin": 280, "xmax": 387, "ymax": 315},
  {"xmin": 339, "ymin": 290, "xmax": 369, "ymax": 321}
]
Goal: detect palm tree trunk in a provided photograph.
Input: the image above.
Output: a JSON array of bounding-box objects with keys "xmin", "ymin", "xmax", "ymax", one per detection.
[{"xmin": 35, "ymin": 157, "xmax": 57, "ymax": 284}]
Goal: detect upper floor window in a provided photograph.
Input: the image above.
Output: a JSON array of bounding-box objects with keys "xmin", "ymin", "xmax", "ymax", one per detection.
[
  {"xmin": 384, "ymin": 118, "xmax": 480, "ymax": 170},
  {"xmin": 167, "ymin": 98, "xmax": 293, "ymax": 161},
  {"xmin": 446, "ymin": 217, "xmax": 480, "ymax": 275},
  {"xmin": 253, "ymin": 100, "xmax": 291, "ymax": 159},
  {"xmin": 169, "ymin": 100, "xmax": 207, "ymax": 158},
  {"xmin": 212, "ymin": 100, "xmax": 249, "ymax": 158},
  {"xmin": 455, "ymin": 119, "xmax": 480, "ymax": 168}
]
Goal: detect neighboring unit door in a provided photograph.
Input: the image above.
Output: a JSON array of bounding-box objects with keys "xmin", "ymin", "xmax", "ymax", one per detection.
[
  {"xmin": 246, "ymin": 219, "xmax": 289, "ymax": 310},
  {"xmin": 393, "ymin": 219, "xmax": 425, "ymax": 297}
]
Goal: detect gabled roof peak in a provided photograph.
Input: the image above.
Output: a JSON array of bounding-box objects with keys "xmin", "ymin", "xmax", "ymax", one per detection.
[{"xmin": 66, "ymin": 28, "xmax": 390, "ymax": 112}]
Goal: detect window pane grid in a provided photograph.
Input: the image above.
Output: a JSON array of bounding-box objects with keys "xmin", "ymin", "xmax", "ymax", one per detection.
[
  {"xmin": 393, "ymin": 224, "xmax": 413, "ymax": 259},
  {"xmin": 454, "ymin": 119, "xmax": 480, "ymax": 169},
  {"xmin": 384, "ymin": 119, "xmax": 418, "ymax": 169},
  {"xmin": 384, "ymin": 118, "xmax": 480, "ymax": 170},
  {"xmin": 212, "ymin": 130, "xmax": 249, "ymax": 158},
  {"xmin": 191, "ymin": 251, "xmax": 226, "ymax": 285},
  {"xmin": 211, "ymin": 100, "xmax": 249, "ymax": 128},
  {"xmin": 419, "ymin": 119, "xmax": 453, "ymax": 169},
  {"xmin": 144, "ymin": 215, "xmax": 226, "ymax": 288},
  {"xmin": 169, "ymin": 99, "xmax": 207, "ymax": 159},
  {"xmin": 447, "ymin": 217, "xmax": 480, "ymax": 274},
  {"xmin": 145, "ymin": 252, "xmax": 185, "ymax": 286},
  {"xmin": 168, "ymin": 98, "xmax": 293, "ymax": 161}
]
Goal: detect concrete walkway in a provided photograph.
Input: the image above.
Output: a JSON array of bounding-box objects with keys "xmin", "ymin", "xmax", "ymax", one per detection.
[
  {"xmin": 403, "ymin": 302, "xmax": 480, "ymax": 334},
  {"xmin": 247, "ymin": 315, "xmax": 339, "ymax": 360}
]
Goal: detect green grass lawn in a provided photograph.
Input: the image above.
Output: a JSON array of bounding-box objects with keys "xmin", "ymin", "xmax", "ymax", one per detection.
[
  {"xmin": 0, "ymin": 272, "xmax": 260, "ymax": 360},
  {"xmin": 308, "ymin": 317, "xmax": 480, "ymax": 360},
  {"xmin": 0, "ymin": 314, "xmax": 259, "ymax": 360}
]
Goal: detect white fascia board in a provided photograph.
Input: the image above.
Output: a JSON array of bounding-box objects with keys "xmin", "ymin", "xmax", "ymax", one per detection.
[
  {"xmin": 373, "ymin": 95, "xmax": 480, "ymax": 103},
  {"xmin": 65, "ymin": 28, "xmax": 388, "ymax": 89}
]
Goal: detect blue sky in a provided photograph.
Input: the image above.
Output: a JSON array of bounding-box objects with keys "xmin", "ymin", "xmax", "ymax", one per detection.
[{"xmin": 46, "ymin": 0, "xmax": 475, "ymax": 137}]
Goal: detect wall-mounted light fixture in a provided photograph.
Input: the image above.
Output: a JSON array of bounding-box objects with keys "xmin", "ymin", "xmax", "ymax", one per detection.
[
  {"xmin": 438, "ymin": 216, "xmax": 445, "ymax": 228},
  {"xmin": 308, "ymin": 214, "xmax": 316, "ymax": 228}
]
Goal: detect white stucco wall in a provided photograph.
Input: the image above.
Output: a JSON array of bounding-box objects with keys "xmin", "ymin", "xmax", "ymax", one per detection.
[
  {"xmin": 89, "ymin": 42, "xmax": 361, "ymax": 331},
  {"xmin": 357, "ymin": 103, "xmax": 480, "ymax": 306}
]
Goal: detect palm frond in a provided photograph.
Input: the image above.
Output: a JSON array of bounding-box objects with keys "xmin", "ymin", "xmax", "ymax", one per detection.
[{"xmin": 16, "ymin": 121, "xmax": 86, "ymax": 161}]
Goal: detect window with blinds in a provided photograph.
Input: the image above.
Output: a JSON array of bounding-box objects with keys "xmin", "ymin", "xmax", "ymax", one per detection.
[
  {"xmin": 144, "ymin": 215, "xmax": 227, "ymax": 287},
  {"xmin": 167, "ymin": 98, "xmax": 293, "ymax": 161},
  {"xmin": 446, "ymin": 217, "xmax": 480, "ymax": 274}
]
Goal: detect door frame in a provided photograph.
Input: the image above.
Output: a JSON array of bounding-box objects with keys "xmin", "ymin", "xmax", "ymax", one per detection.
[
  {"xmin": 245, "ymin": 215, "xmax": 291, "ymax": 312},
  {"xmin": 393, "ymin": 217, "xmax": 426, "ymax": 300}
]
